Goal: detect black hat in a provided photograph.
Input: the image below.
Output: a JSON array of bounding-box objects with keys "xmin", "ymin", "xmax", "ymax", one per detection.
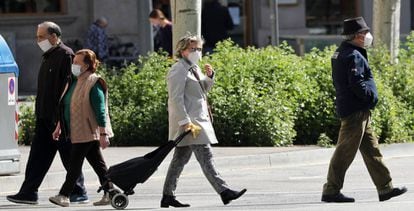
[{"xmin": 341, "ymin": 17, "xmax": 370, "ymax": 35}]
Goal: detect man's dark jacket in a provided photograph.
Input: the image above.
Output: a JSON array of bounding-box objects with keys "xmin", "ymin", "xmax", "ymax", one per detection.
[
  {"xmin": 202, "ymin": 1, "xmax": 234, "ymax": 48},
  {"xmin": 35, "ymin": 43, "xmax": 73, "ymax": 129},
  {"xmin": 331, "ymin": 41, "xmax": 378, "ymax": 118}
]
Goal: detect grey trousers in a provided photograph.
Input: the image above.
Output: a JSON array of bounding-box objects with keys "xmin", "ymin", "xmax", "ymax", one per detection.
[
  {"xmin": 322, "ymin": 110, "xmax": 393, "ymax": 195},
  {"xmin": 163, "ymin": 144, "xmax": 229, "ymax": 196}
]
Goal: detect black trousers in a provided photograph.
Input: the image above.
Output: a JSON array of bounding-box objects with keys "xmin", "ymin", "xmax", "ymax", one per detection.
[
  {"xmin": 19, "ymin": 118, "xmax": 86, "ymax": 197},
  {"xmin": 59, "ymin": 141, "xmax": 113, "ymax": 196}
]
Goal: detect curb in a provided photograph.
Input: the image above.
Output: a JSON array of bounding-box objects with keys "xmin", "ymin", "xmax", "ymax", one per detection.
[{"xmin": 1, "ymin": 143, "xmax": 413, "ymax": 195}]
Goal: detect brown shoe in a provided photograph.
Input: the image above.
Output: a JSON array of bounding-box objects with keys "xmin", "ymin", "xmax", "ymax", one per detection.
[
  {"xmin": 49, "ymin": 195, "xmax": 70, "ymax": 207},
  {"xmin": 93, "ymin": 193, "xmax": 110, "ymax": 206}
]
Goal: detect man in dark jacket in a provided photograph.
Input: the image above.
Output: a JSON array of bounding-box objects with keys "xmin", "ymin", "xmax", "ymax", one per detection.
[
  {"xmin": 321, "ymin": 17, "xmax": 407, "ymax": 203},
  {"xmin": 7, "ymin": 21, "xmax": 88, "ymax": 205},
  {"xmin": 202, "ymin": 0, "xmax": 234, "ymax": 53}
]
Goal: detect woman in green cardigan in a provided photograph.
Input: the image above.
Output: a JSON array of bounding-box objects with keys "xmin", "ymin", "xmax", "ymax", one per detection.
[{"xmin": 49, "ymin": 49, "xmax": 114, "ymax": 207}]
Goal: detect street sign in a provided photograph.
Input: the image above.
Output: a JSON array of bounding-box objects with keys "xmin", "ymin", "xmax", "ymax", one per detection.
[{"xmin": 8, "ymin": 77, "xmax": 16, "ymax": 105}]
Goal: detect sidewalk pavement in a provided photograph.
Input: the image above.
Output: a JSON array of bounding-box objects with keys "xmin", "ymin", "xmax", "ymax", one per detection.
[{"xmin": 1, "ymin": 143, "xmax": 414, "ymax": 194}]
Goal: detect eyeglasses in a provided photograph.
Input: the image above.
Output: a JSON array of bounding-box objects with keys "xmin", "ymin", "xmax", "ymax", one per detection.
[{"xmin": 189, "ymin": 47, "xmax": 202, "ymax": 52}]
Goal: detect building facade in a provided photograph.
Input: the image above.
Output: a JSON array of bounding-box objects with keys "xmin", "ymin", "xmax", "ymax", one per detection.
[
  {"xmin": 0, "ymin": 0, "xmax": 152, "ymax": 94},
  {"xmin": 0, "ymin": 0, "xmax": 413, "ymax": 94}
]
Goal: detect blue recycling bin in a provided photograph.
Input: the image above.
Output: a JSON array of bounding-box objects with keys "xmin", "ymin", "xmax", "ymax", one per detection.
[{"xmin": 0, "ymin": 34, "xmax": 20, "ymax": 175}]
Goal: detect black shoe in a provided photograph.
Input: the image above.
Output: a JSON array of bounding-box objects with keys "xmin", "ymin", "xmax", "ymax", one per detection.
[
  {"xmin": 7, "ymin": 193, "xmax": 38, "ymax": 205},
  {"xmin": 379, "ymin": 187, "xmax": 407, "ymax": 202},
  {"xmin": 220, "ymin": 188, "xmax": 247, "ymax": 205},
  {"xmin": 160, "ymin": 195, "xmax": 190, "ymax": 208},
  {"xmin": 321, "ymin": 193, "xmax": 355, "ymax": 203}
]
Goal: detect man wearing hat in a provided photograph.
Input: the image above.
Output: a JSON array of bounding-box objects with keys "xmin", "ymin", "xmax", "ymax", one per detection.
[{"xmin": 321, "ymin": 17, "xmax": 407, "ymax": 203}]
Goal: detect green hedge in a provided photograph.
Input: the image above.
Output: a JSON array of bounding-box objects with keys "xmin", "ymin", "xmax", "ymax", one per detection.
[
  {"xmin": 19, "ymin": 33, "xmax": 414, "ymax": 146},
  {"xmin": 101, "ymin": 53, "xmax": 173, "ymax": 146}
]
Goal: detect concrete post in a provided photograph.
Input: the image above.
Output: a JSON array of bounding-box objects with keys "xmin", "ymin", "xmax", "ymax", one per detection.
[
  {"xmin": 137, "ymin": 0, "xmax": 153, "ymax": 55},
  {"xmin": 372, "ymin": 0, "xmax": 401, "ymax": 63},
  {"xmin": 171, "ymin": 0, "xmax": 202, "ymax": 56},
  {"xmin": 270, "ymin": 0, "xmax": 279, "ymax": 46}
]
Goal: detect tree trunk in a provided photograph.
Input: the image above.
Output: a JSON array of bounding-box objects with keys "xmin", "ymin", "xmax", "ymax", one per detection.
[
  {"xmin": 372, "ymin": 0, "xmax": 401, "ymax": 63},
  {"xmin": 171, "ymin": 0, "xmax": 202, "ymax": 57}
]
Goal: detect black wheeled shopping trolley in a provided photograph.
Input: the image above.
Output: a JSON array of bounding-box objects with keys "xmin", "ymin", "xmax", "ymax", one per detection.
[{"xmin": 97, "ymin": 130, "xmax": 191, "ymax": 210}]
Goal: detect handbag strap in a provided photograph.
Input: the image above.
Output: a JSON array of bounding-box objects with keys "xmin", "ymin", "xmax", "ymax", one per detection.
[
  {"xmin": 185, "ymin": 61, "xmax": 214, "ymax": 122},
  {"xmin": 183, "ymin": 58, "xmax": 208, "ymax": 98},
  {"xmin": 189, "ymin": 66, "xmax": 208, "ymax": 98}
]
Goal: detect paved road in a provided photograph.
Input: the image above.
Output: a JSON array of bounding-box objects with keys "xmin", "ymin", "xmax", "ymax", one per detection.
[{"xmin": 0, "ymin": 147, "xmax": 412, "ymax": 210}]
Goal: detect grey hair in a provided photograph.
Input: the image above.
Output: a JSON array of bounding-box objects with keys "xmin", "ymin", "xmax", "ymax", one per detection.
[
  {"xmin": 343, "ymin": 33, "xmax": 358, "ymax": 41},
  {"xmin": 38, "ymin": 21, "xmax": 62, "ymax": 37},
  {"xmin": 175, "ymin": 32, "xmax": 204, "ymax": 58},
  {"xmin": 96, "ymin": 17, "xmax": 108, "ymax": 25}
]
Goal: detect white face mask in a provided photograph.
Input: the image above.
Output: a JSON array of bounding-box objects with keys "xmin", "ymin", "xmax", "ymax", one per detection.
[
  {"xmin": 363, "ymin": 32, "xmax": 373, "ymax": 48},
  {"xmin": 37, "ymin": 39, "xmax": 53, "ymax": 52},
  {"xmin": 188, "ymin": 51, "xmax": 202, "ymax": 64},
  {"xmin": 71, "ymin": 64, "xmax": 82, "ymax": 77}
]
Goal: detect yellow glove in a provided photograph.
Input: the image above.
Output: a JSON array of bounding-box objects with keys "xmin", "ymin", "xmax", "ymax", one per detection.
[{"xmin": 185, "ymin": 123, "xmax": 202, "ymax": 139}]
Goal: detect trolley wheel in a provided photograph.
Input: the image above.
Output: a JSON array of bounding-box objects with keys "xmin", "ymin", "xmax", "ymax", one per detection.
[{"xmin": 111, "ymin": 193, "xmax": 129, "ymax": 210}]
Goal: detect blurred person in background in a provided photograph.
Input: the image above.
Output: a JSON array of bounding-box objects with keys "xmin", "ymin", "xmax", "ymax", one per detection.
[
  {"xmin": 202, "ymin": 0, "xmax": 234, "ymax": 54},
  {"xmin": 149, "ymin": 9, "xmax": 173, "ymax": 56},
  {"xmin": 84, "ymin": 17, "xmax": 109, "ymax": 62}
]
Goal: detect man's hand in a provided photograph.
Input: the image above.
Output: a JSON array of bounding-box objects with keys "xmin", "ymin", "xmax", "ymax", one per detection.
[{"xmin": 52, "ymin": 122, "xmax": 61, "ymax": 141}]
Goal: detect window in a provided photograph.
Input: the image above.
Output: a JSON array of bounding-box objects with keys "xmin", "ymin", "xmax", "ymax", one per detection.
[
  {"xmin": 0, "ymin": 0, "xmax": 64, "ymax": 14},
  {"xmin": 227, "ymin": 0, "xmax": 245, "ymax": 47},
  {"xmin": 306, "ymin": 0, "xmax": 359, "ymax": 34}
]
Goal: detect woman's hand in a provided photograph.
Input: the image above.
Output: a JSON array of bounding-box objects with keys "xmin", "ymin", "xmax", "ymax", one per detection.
[
  {"xmin": 99, "ymin": 135, "xmax": 110, "ymax": 149},
  {"xmin": 52, "ymin": 122, "xmax": 61, "ymax": 141},
  {"xmin": 204, "ymin": 64, "xmax": 214, "ymax": 77},
  {"xmin": 181, "ymin": 122, "xmax": 202, "ymax": 138},
  {"xmin": 99, "ymin": 127, "xmax": 110, "ymax": 149},
  {"xmin": 182, "ymin": 123, "xmax": 190, "ymax": 131}
]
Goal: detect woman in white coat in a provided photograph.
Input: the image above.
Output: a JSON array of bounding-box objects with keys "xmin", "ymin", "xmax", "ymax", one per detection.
[{"xmin": 161, "ymin": 34, "xmax": 246, "ymax": 208}]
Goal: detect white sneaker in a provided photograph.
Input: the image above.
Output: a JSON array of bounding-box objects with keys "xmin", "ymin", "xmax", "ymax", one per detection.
[
  {"xmin": 93, "ymin": 193, "xmax": 110, "ymax": 206},
  {"xmin": 49, "ymin": 194, "xmax": 70, "ymax": 207}
]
